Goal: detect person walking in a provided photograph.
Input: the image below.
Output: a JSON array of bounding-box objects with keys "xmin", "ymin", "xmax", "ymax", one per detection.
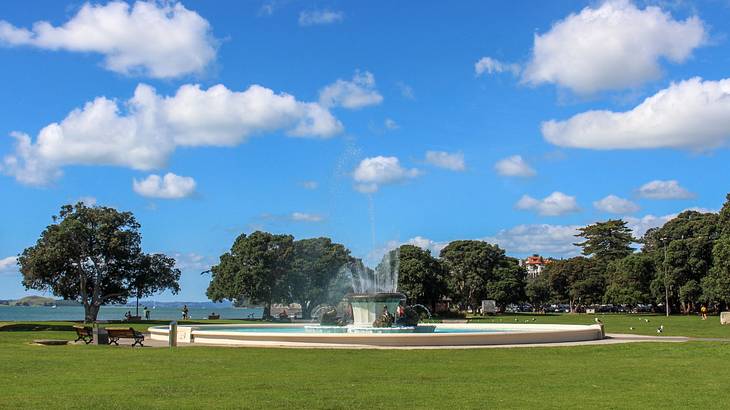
[
  {"xmin": 143, "ymin": 306, "xmax": 150, "ymax": 320},
  {"xmin": 700, "ymin": 305, "xmax": 708, "ymax": 320}
]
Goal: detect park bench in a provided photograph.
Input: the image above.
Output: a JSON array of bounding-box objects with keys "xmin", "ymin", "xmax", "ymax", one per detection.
[
  {"xmin": 73, "ymin": 325, "xmax": 93, "ymax": 344},
  {"xmin": 106, "ymin": 327, "xmax": 145, "ymax": 347},
  {"xmin": 208, "ymin": 314, "xmax": 220, "ymax": 320}
]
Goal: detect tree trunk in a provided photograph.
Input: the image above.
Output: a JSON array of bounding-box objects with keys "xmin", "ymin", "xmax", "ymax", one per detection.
[
  {"xmin": 136, "ymin": 295, "xmax": 140, "ymax": 317},
  {"xmin": 85, "ymin": 304, "xmax": 101, "ymax": 323},
  {"xmin": 263, "ymin": 302, "xmax": 271, "ymax": 319}
]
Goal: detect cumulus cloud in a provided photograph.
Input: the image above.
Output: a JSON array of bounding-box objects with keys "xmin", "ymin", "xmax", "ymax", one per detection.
[
  {"xmin": 637, "ymin": 180, "xmax": 694, "ymax": 199},
  {"xmin": 593, "ymin": 195, "xmax": 640, "ymax": 214},
  {"xmin": 474, "ymin": 56, "xmax": 520, "ymax": 76},
  {"xmin": 133, "ymin": 173, "xmax": 196, "ymax": 199},
  {"xmin": 172, "ymin": 252, "xmax": 213, "ymax": 272},
  {"xmin": 384, "ymin": 118, "xmax": 399, "ymax": 130},
  {"xmin": 516, "ymin": 192, "xmax": 580, "ymax": 216},
  {"xmin": 484, "ymin": 224, "xmax": 582, "ymax": 257},
  {"xmin": 0, "ymin": 256, "xmax": 18, "ymax": 274},
  {"xmin": 300, "ymin": 180, "xmax": 319, "ymax": 190},
  {"xmin": 290, "ymin": 212, "xmax": 324, "ymax": 222},
  {"xmin": 319, "ymin": 71, "xmax": 383, "ymax": 109},
  {"xmin": 298, "ymin": 9, "xmax": 344, "ymax": 26},
  {"xmin": 1, "ymin": 83, "xmax": 342, "ymax": 185},
  {"xmin": 522, "ymin": 0, "xmax": 706, "ymax": 94},
  {"xmin": 542, "ymin": 78, "xmax": 730, "ymax": 150},
  {"xmin": 0, "ymin": 1, "xmax": 217, "ymax": 78},
  {"xmin": 494, "ymin": 155, "xmax": 536, "ymax": 177},
  {"xmin": 424, "ymin": 151, "xmax": 465, "ymax": 171},
  {"xmin": 352, "ymin": 156, "xmax": 420, "ymax": 193}
]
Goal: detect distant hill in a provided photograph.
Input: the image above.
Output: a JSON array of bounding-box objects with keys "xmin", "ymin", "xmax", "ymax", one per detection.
[
  {"xmin": 10, "ymin": 296, "xmax": 56, "ymax": 306},
  {"xmin": 0, "ymin": 296, "xmax": 81, "ymax": 306}
]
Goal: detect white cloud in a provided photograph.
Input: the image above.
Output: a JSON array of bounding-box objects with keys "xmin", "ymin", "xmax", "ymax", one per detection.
[
  {"xmin": 0, "ymin": 1, "xmax": 217, "ymax": 78},
  {"xmin": 522, "ymin": 0, "xmax": 706, "ymax": 94},
  {"xmin": 0, "ymin": 256, "xmax": 18, "ymax": 274},
  {"xmin": 484, "ymin": 224, "xmax": 582, "ymax": 257},
  {"xmin": 298, "ymin": 9, "xmax": 344, "ymax": 26},
  {"xmin": 353, "ymin": 156, "xmax": 420, "ymax": 193},
  {"xmin": 319, "ymin": 71, "xmax": 383, "ymax": 109},
  {"xmin": 1, "ymin": 83, "xmax": 342, "ymax": 186},
  {"xmin": 593, "ymin": 195, "xmax": 640, "ymax": 214},
  {"xmin": 424, "ymin": 151, "xmax": 465, "ymax": 171},
  {"xmin": 384, "ymin": 118, "xmax": 399, "ymax": 130},
  {"xmin": 172, "ymin": 252, "xmax": 213, "ymax": 272},
  {"xmin": 637, "ymin": 180, "xmax": 694, "ymax": 199},
  {"xmin": 494, "ymin": 155, "xmax": 536, "ymax": 177},
  {"xmin": 290, "ymin": 212, "xmax": 324, "ymax": 222},
  {"xmin": 301, "ymin": 180, "xmax": 319, "ymax": 190},
  {"xmin": 516, "ymin": 192, "xmax": 580, "ymax": 216},
  {"xmin": 132, "ymin": 173, "xmax": 196, "ymax": 199},
  {"xmin": 542, "ymin": 78, "xmax": 730, "ymax": 150},
  {"xmin": 396, "ymin": 82, "xmax": 415, "ymax": 100},
  {"xmin": 76, "ymin": 196, "xmax": 97, "ymax": 206},
  {"xmin": 474, "ymin": 56, "xmax": 520, "ymax": 76}
]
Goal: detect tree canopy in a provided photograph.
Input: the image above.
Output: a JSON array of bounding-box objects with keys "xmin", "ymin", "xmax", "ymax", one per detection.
[
  {"xmin": 396, "ymin": 244, "xmax": 445, "ymax": 311},
  {"xmin": 18, "ymin": 203, "xmax": 180, "ymax": 322},
  {"xmin": 575, "ymin": 219, "xmax": 635, "ymax": 262}
]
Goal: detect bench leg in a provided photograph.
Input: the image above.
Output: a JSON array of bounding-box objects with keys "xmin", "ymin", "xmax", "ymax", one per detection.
[
  {"xmin": 108, "ymin": 338, "xmax": 119, "ymax": 345},
  {"xmin": 85, "ymin": 336, "xmax": 93, "ymax": 344}
]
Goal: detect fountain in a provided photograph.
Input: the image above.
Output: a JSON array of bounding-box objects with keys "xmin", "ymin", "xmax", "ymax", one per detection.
[{"xmin": 148, "ymin": 249, "xmax": 605, "ymax": 346}]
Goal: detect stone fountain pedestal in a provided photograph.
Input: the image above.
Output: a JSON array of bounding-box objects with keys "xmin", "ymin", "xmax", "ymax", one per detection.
[{"xmin": 348, "ymin": 293, "xmax": 406, "ymax": 327}]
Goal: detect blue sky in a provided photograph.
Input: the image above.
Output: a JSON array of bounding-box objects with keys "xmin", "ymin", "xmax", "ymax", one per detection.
[{"xmin": 1, "ymin": 0, "xmax": 729, "ymax": 300}]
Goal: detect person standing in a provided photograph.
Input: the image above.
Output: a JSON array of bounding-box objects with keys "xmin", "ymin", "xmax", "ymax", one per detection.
[
  {"xmin": 143, "ymin": 306, "xmax": 150, "ymax": 320},
  {"xmin": 700, "ymin": 305, "xmax": 708, "ymax": 320},
  {"xmin": 182, "ymin": 304, "xmax": 189, "ymax": 320}
]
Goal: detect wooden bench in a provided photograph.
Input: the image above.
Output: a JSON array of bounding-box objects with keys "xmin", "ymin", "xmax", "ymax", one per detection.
[
  {"xmin": 73, "ymin": 325, "xmax": 93, "ymax": 344},
  {"xmin": 106, "ymin": 327, "xmax": 145, "ymax": 347}
]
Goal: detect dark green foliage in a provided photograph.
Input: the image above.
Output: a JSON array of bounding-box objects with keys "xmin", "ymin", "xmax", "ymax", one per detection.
[
  {"xmin": 575, "ymin": 219, "xmax": 635, "ymax": 262},
  {"xmin": 544, "ymin": 257, "xmax": 604, "ymax": 309},
  {"xmin": 18, "ymin": 203, "xmax": 180, "ymax": 322},
  {"xmin": 604, "ymin": 254, "xmax": 654, "ymax": 305},
  {"xmin": 396, "ymin": 244, "xmax": 446, "ymax": 311},
  {"xmin": 439, "ymin": 240, "xmax": 513, "ymax": 310},
  {"xmin": 287, "ymin": 237, "xmax": 351, "ymax": 319},
  {"xmin": 207, "ymin": 231, "xmax": 294, "ymax": 318}
]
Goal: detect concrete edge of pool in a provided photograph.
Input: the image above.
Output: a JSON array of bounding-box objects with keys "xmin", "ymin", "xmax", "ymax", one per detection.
[{"xmin": 149, "ymin": 323, "xmax": 605, "ymax": 348}]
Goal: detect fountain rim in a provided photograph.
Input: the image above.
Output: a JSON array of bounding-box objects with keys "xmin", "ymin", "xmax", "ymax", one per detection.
[{"xmin": 346, "ymin": 292, "xmax": 406, "ymax": 302}]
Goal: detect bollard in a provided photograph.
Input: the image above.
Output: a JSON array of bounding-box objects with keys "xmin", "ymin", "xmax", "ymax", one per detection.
[
  {"xmin": 92, "ymin": 322, "xmax": 109, "ymax": 345},
  {"xmin": 169, "ymin": 321, "xmax": 177, "ymax": 348}
]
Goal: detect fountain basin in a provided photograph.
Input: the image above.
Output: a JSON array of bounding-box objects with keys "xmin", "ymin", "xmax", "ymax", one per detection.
[
  {"xmin": 348, "ymin": 292, "xmax": 405, "ymax": 327},
  {"xmin": 149, "ymin": 323, "xmax": 604, "ymax": 347}
]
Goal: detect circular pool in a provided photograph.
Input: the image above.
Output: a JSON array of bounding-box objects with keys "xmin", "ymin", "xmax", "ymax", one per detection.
[{"xmin": 149, "ymin": 322, "xmax": 604, "ymax": 347}]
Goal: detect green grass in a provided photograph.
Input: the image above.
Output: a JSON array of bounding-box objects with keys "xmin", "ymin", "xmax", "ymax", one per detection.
[
  {"xmin": 468, "ymin": 313, "xmax": 730, "ymax": 338},
  {"xmin": 1, "ymin": 317, "xmax": 729, "ymax": 409}
]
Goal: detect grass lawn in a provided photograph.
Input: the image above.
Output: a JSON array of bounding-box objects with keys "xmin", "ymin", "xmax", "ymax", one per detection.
[{"xmin": 1, "ymin": 317, "xmax": 728, "ymax": 409}]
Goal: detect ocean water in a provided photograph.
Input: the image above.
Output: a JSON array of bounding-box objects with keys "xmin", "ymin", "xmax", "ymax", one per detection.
[{"xmin": 0, "ymin": 305, "xmax": 263, "ymax": 322}]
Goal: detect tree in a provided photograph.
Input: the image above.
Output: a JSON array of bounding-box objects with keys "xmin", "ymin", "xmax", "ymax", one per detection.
[
  {"xmin": 543, "ymin": 257, "xmax": 603, "ymax": 311},
  {"xmin": 439, "ymin": 240, "xmax": 506, "ymax": 311},
  {"xmin": 129, "ymin": 253, "xmax": 181, "ymax": 316},
  {"xmin": 643, "ymin": 210, "xmax": 719, "ymax": 313},
  {"xmin": 207, "ymin": 231, "xmax": 294, "ymax": 318},
  {"xmin": 286, "ymin": 237, "xmax": 351, "ymax": 319},
  {"xmin": 18, "ymin": 203, "xmax": 180, "ymax": 322},
  {"xmin": 604, "ymin": 254, "xmax": 654, "ymax": 306},
  {"xmin": 485, "ymin": 258, "xmax": 526, "ymax": 310},
  {"xmin": 525, "ymin": 274, "xmax": 551, "ymax": 310},
  {"xmin": 396, "ymin": 244, "xmax": 446, "ymax": 312},
  {"xmin": 575, "ymin": 220, "xmax": 635, "ymax": 263},
  {"xmin": 702, "ymin": 234, "xmax": 730, "ymax": 309}
]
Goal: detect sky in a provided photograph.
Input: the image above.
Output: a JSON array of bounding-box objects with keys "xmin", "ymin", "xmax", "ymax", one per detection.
[{"xmin": 1, "ymin": 0, "xmax": 729, "ymax": 301}]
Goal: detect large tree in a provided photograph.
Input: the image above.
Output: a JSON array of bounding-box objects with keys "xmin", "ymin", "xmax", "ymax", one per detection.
[
  {"xmin": 603, "ymin": 253, "xmax": 655, "ymax": 306},
  {"xmin": 396, "ymin": 244, "xmax": 446, "ymax": 312},
  {"xmin": 575, "ymin": 219, "xmax": 635, "ymax": 263},
  {"xmin": 643, "ymin": 210, "xmax": 719, "ymax": 313},
  {"xmin": 439, "ymin": 240, "xmax": 506, "ymax": 311},
  {"xmin": 544, "ymin": 257, "xmax": 604, "ymax": 311},
  {"xmin": 702, "ymin": 234, "xmax": 730, "ymax": 309},
  {"xmin": 207, "ymin": 231, "xmax": 294, "ymax": 318},
  {"xmin": 485, "ymin": 258, "xmax": 526, "ymax": 310},
  {"xmin": 18, "ymin": 203, "xmax": 180, "ymax": 322},
  {"xmin": 286, "ymin": 237, "xmax": 351, "ymax": 319}
]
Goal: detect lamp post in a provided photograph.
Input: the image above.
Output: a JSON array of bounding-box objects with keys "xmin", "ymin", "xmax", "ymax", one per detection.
[{"xmin": 662, "ymin": 239, "xmax": 670, "ymax": 317}]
